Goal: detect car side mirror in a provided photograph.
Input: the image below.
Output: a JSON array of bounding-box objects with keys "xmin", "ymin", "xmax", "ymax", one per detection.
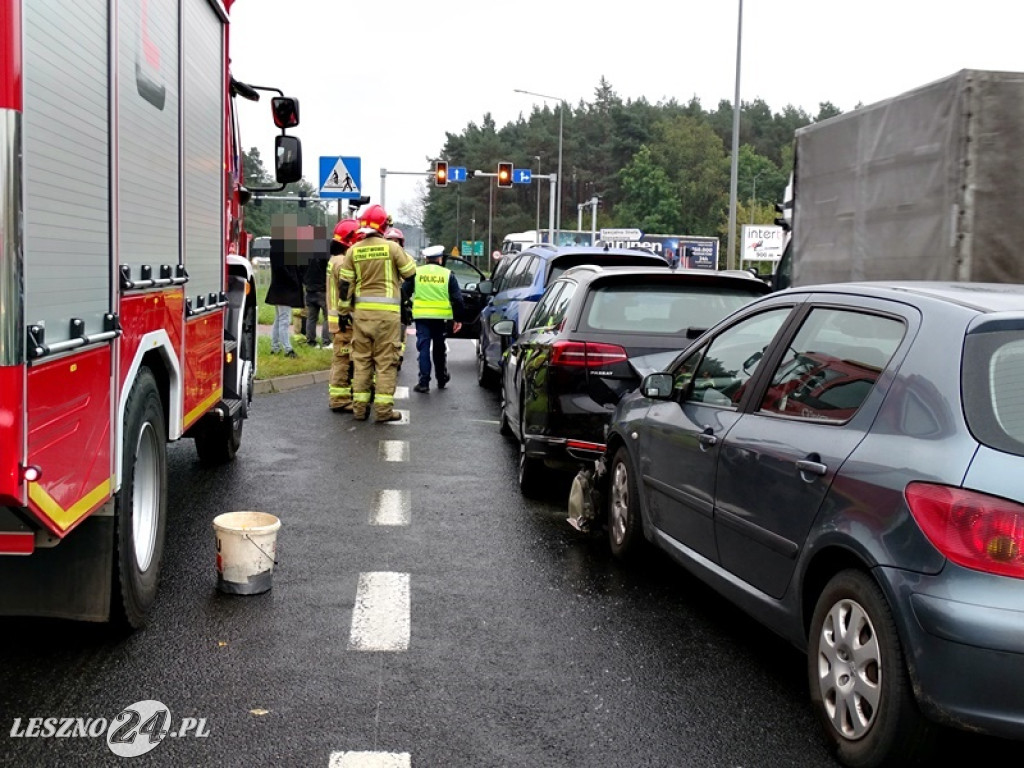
[
  {"xmin": 642, "ymin": 372, "xmax": 674, "ymax": 399},
  {"xmin": 465, "ymin": 282, "xmax": 478, "ymax": 292},
  {"xmin": 477, "ymin": 280, "xmax": 494, "ymax": 295},
  {"xmin": 493, "ymin": 319, "xmax": 515, "ymax": 337}
]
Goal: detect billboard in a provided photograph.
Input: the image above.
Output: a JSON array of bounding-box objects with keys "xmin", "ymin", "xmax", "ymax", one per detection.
[{"xmin": 594, "ymin": 233, "xmax": 720, "ymax": 270}]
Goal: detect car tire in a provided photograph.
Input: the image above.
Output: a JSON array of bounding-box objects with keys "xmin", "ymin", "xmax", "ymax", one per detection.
[
  {"xmin": 499, "ymin": 379, "xmax": 514, "ymax": 438},
  {"xmin": 607, "ymin": 446, "xmax": 643, "ymax": 560},
  {"xmin": 808, "ymin": 569, "xmax": 936, "ymax": 768},
  {"xmin": 112, "ymin": 367, "xmax": 168, "ymax": 630},
  {"xmin": 477, "ymin": 337, "xmax": 498, "ymax": 390}
]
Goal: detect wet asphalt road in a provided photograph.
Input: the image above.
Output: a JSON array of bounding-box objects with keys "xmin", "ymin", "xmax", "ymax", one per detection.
[{"xmin": 0, "ymin": 337, "xmax": 1010, "ymax": 767}]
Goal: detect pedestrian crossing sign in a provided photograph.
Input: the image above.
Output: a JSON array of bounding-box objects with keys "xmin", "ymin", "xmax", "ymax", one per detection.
[{"xmin": 319, "ymin": 156, "xmax": 361, "ymax": 199}]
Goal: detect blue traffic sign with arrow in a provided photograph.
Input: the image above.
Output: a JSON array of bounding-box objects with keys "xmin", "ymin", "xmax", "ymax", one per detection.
[{"xmin": 512, "ymin": 169, "xmax": 532, "ymax": 184}]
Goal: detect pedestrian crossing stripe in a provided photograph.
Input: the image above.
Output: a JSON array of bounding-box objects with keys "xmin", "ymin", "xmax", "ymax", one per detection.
[{"xmin": 322, "ymin": 157, "xmax": 359, "ymax": 192}]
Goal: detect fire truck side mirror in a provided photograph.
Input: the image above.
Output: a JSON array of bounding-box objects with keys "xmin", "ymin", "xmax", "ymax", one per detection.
[
  {"xmin": 271, "ymin": 97, "xmax": 300, "ymax": 129},
  {"xmin": 275, "ymin": 135, "xmax": 302, "ymax": 184}
]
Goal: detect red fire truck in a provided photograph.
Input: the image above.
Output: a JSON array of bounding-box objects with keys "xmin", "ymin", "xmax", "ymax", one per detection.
[{"xmin": 0, "ymin": 0, "xmax": 302, "ymax": 627}]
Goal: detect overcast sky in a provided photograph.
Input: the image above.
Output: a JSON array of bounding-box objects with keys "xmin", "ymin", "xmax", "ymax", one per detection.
[{"xmin": 229, "ymin": 0, "xmax": 1023, "ymax": 222}]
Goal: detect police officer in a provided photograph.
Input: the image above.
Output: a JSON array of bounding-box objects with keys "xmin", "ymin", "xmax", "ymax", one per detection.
[
  {"xmin": 325, "ymin": 218, "xmax": 363, "ymax": 412},
  {"xmin": 337, "ymin": 205, "xmax": 417, "ymax": 422},
  {"xmin": 404, "ymin": 244, "xmax": 464, "ymax": 393}
]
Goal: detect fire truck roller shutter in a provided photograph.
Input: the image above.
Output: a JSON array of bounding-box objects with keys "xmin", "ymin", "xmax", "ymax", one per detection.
[
  {"xmin": 182, "ymin": 0, "xmax": 227, "ymax": 309},
  {"xmin": 117, "ymin": 0, "xmax": 180, "ymax": 296},
  {"xmin": 22, "ymin": 0, "xmax": 110, "ymax": 346}
]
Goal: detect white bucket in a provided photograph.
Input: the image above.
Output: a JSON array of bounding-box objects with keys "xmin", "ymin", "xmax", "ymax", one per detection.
[{"xmin": 213, "ymin": 511, "xmax": 281, "ymax": 595}]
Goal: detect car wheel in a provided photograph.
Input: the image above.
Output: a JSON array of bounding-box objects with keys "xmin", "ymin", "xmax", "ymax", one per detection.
[
  {"xmin": 499, "ymin": 379, "xmax": 514, "ymax": 438},
  {"xmin": 194, "ymin": 409, "xmax": 243, "ymax": 466},
  {"xmin": 808, "ymin": 570, "xmax": 936, "ymax": 767},
  {"xmin": 477, "ymin": 338, "xmax": 498, "ymax": 390},
  {"xmin": 607, "ymin": 446, "xmax": 643, "ymax": 560},
  {"xmin": 518, "ymin": 442, "xmax": 547, "ymax": 498},
  {"xmin": 113, "ymin": 367, "xmax": 168, "ymax": 630}
]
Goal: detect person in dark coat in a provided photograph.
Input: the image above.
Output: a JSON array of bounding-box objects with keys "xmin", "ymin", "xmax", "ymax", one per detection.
[
  {"xmin": 303, "ymin": 246, "xmax": 330, "ymax": 348},
  {"xmin": 265, "ymin": 234, "xmax": 305, "ymax": 357}
]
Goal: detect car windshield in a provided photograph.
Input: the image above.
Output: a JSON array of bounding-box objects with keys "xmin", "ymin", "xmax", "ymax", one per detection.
[{"xmin": 582, "ymin": 283, "xmax": 763, "ymax": 335}]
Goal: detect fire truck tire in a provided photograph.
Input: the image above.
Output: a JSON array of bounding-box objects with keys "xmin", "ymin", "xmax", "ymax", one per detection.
[
  {"xmin": 195, "ymin": 412, "xmax": 243, "ymax": 466},
  {"xmin": 113, "ymin": 367, "xmax": 168, "ymax": 630}
]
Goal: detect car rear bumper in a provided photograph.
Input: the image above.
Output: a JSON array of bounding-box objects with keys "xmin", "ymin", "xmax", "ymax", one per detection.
[
  {"xmin": 523, "ymin": 434, "xmax": 605, "ymax": 471},
  {"xmin": 882, "ymin": 565, "xmax": 1024, "ymax": 739}
]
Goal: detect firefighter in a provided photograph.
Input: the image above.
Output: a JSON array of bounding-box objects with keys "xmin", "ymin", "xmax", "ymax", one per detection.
[
  {"xmin": 326, "ymin": 218, "xmax": 363, "ymax": 412},
  {"xmin": 337, "ymin": 205, "xmax": 417, "ymax": 422},
  {"xmin": 384, "ymin": 226, "xmax": 412, "ymax": 369},
  {"xmin": 403, "ymin": 244, "xmax": 464, "ymax": 393}
]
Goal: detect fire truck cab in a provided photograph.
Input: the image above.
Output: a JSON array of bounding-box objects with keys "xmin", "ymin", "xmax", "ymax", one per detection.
[{"xmin": 0, "ymin": 0, "xmax": 301, "ymax": 627}]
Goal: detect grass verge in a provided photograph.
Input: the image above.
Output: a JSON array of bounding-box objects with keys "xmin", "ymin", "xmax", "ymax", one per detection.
[{"xmin": 255, "ymin": 335, "xmax": 332, "ymax": 380}]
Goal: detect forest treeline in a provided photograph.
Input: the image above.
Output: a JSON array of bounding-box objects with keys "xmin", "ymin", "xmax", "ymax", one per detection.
[{"xmin": 423, "ymin": 77, "xmax": 844, "ymax": 260}]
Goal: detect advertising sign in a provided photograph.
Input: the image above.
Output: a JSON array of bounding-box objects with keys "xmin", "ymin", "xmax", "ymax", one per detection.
[
  {"xmin": 594, "ymin": 233, "xmax": 720, "ymax": 270},
  {"xmin": 741, "ymin": 225, "xmax": 786, "ymax": 263}
]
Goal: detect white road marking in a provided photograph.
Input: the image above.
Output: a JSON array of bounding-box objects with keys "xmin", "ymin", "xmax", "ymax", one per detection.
[
  {"xmin": 379, "ymin": 440, "xmax": 408, "ymax": 462},
  {"xmin": 393, "ymin": 386, "xmax": 409, "ymax": 399},
  {"xmin": 328, "ymin": 752, "xmax": 411, "ymax": 768},
  {"xmin": 348, "ymin": 572, "xmax": 410, "ymax": 651},
  {"xmin": 372, "ymin": 490, "xmax": 410, "ymax": 526}
]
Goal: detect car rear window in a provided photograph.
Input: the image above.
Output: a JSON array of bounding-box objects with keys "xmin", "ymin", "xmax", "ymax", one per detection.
[
  {"xmin": 581, "ymin": 283, "xmax": 762, "ymax": 335},
  {"xmin": 548, "ymin": 254, "xmax": 666, "ymax": 284},
  {"xmin": 963, "ymin": 328, "xmax": 1024, "ymax": 457}
]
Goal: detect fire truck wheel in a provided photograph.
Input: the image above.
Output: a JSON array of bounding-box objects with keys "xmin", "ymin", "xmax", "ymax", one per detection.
[
  {"xmin": 194, "ymin": 412, "xmax": 243, "ymax": 466},
  {"xmin": 113, "ymin": 367, "xmax": 168, "ymax": 630}
]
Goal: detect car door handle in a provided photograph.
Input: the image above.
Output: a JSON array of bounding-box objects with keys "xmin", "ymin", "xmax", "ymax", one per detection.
[
  {"xmin": 698, "ymin": 427, "xmax": 718, "ymax": 449},
  {"xmin": 795, "ymin": 458, "xmax": 827, "ymax": 477}
]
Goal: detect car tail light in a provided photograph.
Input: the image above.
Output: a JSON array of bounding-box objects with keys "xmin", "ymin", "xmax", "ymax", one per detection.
[
  {"xmin": 551, "ymin": 341, "xmax": 627, "ymax": 368},
  {"xmin": 906, "ymin": 482, "xmax": 1024, "ymax": 579}
]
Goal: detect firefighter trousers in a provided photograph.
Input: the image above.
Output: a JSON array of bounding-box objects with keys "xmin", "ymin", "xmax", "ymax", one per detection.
[
  {"xmin": 351, "ymin": 309, "xmax": 402, "ymax": 420},
  {"xmin": 328, "ymin": 327, "xmax": 353, "ymax": 409}
]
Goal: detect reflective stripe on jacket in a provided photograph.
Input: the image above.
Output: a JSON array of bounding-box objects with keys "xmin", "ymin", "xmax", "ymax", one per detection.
[{"xmin": 411, "ymin": 263, "xmax": 454, "ymax": 320}]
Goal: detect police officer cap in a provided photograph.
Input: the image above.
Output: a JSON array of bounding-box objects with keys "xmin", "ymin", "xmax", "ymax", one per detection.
[{"xmin": 421, "ymin": 245, "xmax": 445, "ymax": 260}]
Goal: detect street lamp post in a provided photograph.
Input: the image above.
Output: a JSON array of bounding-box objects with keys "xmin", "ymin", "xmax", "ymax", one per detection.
[
  {"xmin": 515, "ymin": 88, "xmax": 564, "ymax": 244},
  {"xmin": 534, "ymin": 155, "xmax": 542, "ymax": 235}
]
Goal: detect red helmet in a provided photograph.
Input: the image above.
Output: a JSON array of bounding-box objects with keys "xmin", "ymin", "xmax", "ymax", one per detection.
[
  {"xmin": 359, "ymin": 204, "xmax": 391, "ymax": 234},
  {"xmin": 332, "ymin": 218, "xmax": 361, "ymax": 247},
  {"xmin": 384, "ymin": 227, "xmax": 405, "ymax": 245}
]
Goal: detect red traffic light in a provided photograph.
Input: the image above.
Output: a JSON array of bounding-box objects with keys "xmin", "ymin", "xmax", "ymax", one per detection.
[
  {"xmin": 434, "ymin": 161, "xmax": 448, "ymax": 187},
  {"xmin": 497, "ymin": 161, "xmax": 513, "ymax": 188}
]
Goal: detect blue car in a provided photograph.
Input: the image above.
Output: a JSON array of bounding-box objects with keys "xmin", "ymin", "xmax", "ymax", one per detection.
[
  {"xmin": 569, "ymin": 281, "xmax": 1024, "ymax": 766},
  {"xmin": 475, "ymin": 244, "xmax": 670, "ymax": 389}
]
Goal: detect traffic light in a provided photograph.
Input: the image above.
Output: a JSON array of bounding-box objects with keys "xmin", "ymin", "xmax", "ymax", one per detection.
[
  {"xmin": 434, "ymin": 160, "xmax": 448, "ymax": 187},
  {"xmin": 497, "ymin": 161, "xmax": 513, "ymax": 188}
]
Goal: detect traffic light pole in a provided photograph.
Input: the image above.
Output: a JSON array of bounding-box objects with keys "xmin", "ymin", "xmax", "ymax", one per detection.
[
  {"xmin": 379, "ymin": 167, "xmax": 432, "ymax": 211},
  {"xmin": 474, "ymin": 170, "xmax": 557, "ymax": 244}
]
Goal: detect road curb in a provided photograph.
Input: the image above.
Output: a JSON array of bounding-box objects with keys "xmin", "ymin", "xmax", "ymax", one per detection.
[{"xmin": 254, "ymin": 370, "xmax": 331, "ymax": 395}]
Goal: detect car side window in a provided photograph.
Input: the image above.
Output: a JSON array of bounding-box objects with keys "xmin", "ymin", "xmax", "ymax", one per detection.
[
  {"xmin": 523, "ymin": 282, "xmax": 567, "ymax": 332},
  {"xmin": 490, "ymin": 256, "xmax": 514, "ymax": 293},
  {"xmin": 677, "ymin": 308, "xmax": 792, "ymax": 408},
  {"xmin": 523, "ymin": 255, "xmax": 543, "ymax": 289},
  {"xmin": 506, "ymin": 255, "xmax": 533, "ymax": 289},
  {"xmin": 758, "ymin": 308, "xmax": 904, "ymax": 423}
]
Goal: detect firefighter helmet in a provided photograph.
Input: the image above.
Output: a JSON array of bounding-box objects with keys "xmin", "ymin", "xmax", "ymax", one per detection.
[
  {"xmin": 384, "ymin": 227, "xmax": 405, "ymax": 245},
  {"xmin": 359, "ymin": 204, "xmax": 391, "ymax": 233},
  {"xmin": 332, "ymin": 218, "xmax": 361, "ymax": 247}
]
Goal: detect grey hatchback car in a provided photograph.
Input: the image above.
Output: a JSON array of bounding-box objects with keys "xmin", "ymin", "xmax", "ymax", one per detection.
[{"xmin": 569, "ymin": 281, "xmax": 1024, "ymax": 766}]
